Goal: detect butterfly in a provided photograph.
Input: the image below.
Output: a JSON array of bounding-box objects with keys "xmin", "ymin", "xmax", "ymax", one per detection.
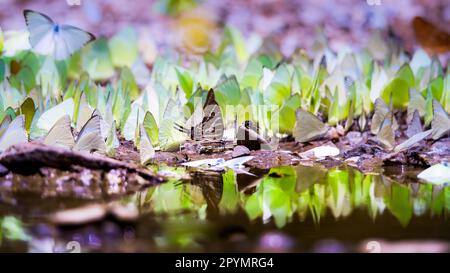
[
  {"xmin": 405, "ymin": 110, "xmax": 423, "ymax": 139},
  {"xmin": 431, "ymin": 100, "xmax": 450, "ymax": 140},
  {"xmin": 142, "ymin": 111, "xmax": 159, "ymax": 147},
  {"xmin": 293, "ymin": 109, "xmax": 328, "ymax": 143},
  {"xmin": 139, "ymin": 124, "xmax": 155, "ymax": 166},
  {"xmin": 32, "ymin": 98, "xmax": 74, "ymax": 139},
  {"xmin": 23, "ymin": 9, "xmax": 96, "ymax": 60},
  {"xmin": 44, "ymin": 115, "xmax": 75, "ymax": 148},
  {"xmin": 376, "ymin": 115, "xmax": 396, "ymax": 150},
  {"xmin": 0, "ymin": 115, "xmax": 28, "ymax": 153},
  {"xmin": 44, "ymin": 112, "xmax": 106, "ymax": 154},
  {"xmin": 417, "ymin": 162, "xmax": 450, "ymax": 185},
  {"xmin": 407, "ymin": 89, "xmax": 426, "ymax": 124},
  {"xmin": 174, "ymin": 89, "xmax": 224, "ymax": 142},
  {"xmin": 394, "ymin": 129, "xmax": 432, "ymax": 154},
  {"xmin": 412, "ymin": 16, "xmax": 450, "ymax": 55},
  {"xmin": 106, "ymin": 120, "xmax": 119, "ymax": 157},
  {"xmin": 0, "ymin": 115, "xmax": 14, "ymax": 138},
  {"xmin": 370, "ymin": 98, "xmax": 398, "ymax": 135},
  {"xmin": 344, "ymin": 96, "xmax": 355, "ymax": 133}
]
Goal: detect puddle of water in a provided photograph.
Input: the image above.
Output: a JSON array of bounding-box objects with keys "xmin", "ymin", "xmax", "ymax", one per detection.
[{"xmin": 1, "ymin": 165, "xmax": 450, "ymax": 252}]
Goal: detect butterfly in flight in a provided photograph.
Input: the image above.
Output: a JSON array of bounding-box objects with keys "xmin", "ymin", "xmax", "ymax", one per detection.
[
  {"xmin": 23, "ymin": 9, "xmax": 96, "ymax": 60},
  {"xmin": 174, "ymin": 89, "xmax": 224, "ymax": 142}
]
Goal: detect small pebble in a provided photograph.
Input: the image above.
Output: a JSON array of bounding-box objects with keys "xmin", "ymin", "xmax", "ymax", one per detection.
[
  {"xmin": 257, "ymin": 231, "xmax": 294, "ymax": 252},
  {"xmin": 232, "ymin": 145, "xmax": 251, "ymax": 158}
]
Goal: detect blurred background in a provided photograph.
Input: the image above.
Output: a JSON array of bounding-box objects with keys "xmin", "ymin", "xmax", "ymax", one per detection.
[{"xmin": 0, "ymin": 0, "xmax": 449, "ymax": 57}]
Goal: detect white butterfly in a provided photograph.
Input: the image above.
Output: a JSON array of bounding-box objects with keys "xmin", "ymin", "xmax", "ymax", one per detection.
[
  {"xmin": 24, "ymin": 9, "xmax": 95, "ymax": 60},
  {"xmin": 43, "ymin": 113, "xmax": 106, "ymax": 154},
  {"xmin": 0, "ymin": 115, "xmax": 28, "ymax": 153}
]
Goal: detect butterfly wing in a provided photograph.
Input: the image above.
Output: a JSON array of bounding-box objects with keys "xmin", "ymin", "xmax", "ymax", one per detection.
[
  {"xmin": 200, "ymin": 90, "xmax": 224, "ymax": 141},
  {"xmin": 75, "ymin": 104, "xmax": 95, "ymax": 132},
  {"xmin": 0, "ymin": 115, "xmax": 13, "ymax": 138},
  {"xmin": 293, "ymin": 109, "xmax": 328, "ymax": 143},
  {"xmin": 431, "ymin": 100, "xmax": 450, "ymax": 140},
  {"xmin": 371, "ymin": 98, "xmax": 389, "ymax": 134},
  {"xmin": 33, "ymin": 98, "xmax": 74, "ymax": 139},
  {"xmin": 24, "ymin": 10, "xmax": 95, "ymax": 60},
  {"xmin": 394, "ymin": 129, "xmax": 432, "ymax": 154},
  {"xmin": 43, "ymin": 115, "xmax": 75, "ymax": 149},
  {"xmin": 139, "ymin": 125, "xmax": 155, "ymax": 165},
  {"xmin": 371, "ymin": 98, "xmax": 398, "ymax": 134},
  {"xmin": 24, "ymin": 10, "xmax": 55, "ymax": 56},
  {"xmin": 163, "ymin": 98, "xmax": 183, "ymax": 121},
  {"xmin": 57, "ymin": 25, "xmax": 95, "ymax": 60},
  {"xmin": 123, "ymin": 104, "xmax": 144, "ymax": 143},
  {"xmin": 106, "ymin": 120, "xmax": 119, "ymax": 156},
  {"xmin": 377, "ymin": 116, "xmax": 395, "ymax": 150},
  {"xmin": 405, "ymin": 110, "xmax": 423, "ymax": 138},
  {"xmin": 159, "ymin": 119, "xmax": 187, "ymax": 152},
  {"xmin": 407, "ymin": 89, "xmax": 426, "ymax": 123},
  {"xmin": 417, "ymin": 163, "xmax": 450, "ymax": 185},
  {"xmin": 217, "ymin": 156, "xmax": 254, "ymax": 170},
  {"xmin": 77, "ymin": 113, "xmax": 102, "ymax": 141},
  {"xmin": 175, "ymin": 99, "xmax": 201, "ymax": 139},
  {"xmin": 143, "ymin": 111, "xmax": 159, "ymax": 147},
  {"xmin": 73, "ymin": 131, "xmax": 106, "ymax": 154},
  {"xmin": 0, "ymin": 115, "xmax": 28, "ymax": 153},
  {"xmin": 184, "ymin": 101, "xmax": 204, "ymax": 133},
  {"xmin": 74, "ymin": 112, "xmax": 106, "ymax": 154}
]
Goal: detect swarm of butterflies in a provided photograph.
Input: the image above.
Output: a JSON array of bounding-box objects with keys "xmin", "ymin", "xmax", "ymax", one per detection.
[{"xmin": 0, "ymin": 10, "xmax": 449, "ymax": 169}]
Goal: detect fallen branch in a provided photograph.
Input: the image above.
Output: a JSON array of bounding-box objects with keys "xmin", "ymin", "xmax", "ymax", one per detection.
[{"xmin": 0, "ymin": 143, "xmax": 164, "ymax": 183}]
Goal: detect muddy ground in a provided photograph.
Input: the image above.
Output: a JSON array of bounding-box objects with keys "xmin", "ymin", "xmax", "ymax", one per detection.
[{"xmin": 1, "ymin": 124, "xmax": 449, "ymax": 188}]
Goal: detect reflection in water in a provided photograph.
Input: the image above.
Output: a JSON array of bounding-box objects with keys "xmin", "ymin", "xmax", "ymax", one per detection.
[
  {"xmin": 0, "ymin": 216, "xmax": 29, "ymax": 242},
  {"xmin": 1, "ymin": 164, "xmax": 450, "ymax": 252},
  {"xmin": 134, "ymin": 165, "xmax": 450, "ymax": 228}
]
